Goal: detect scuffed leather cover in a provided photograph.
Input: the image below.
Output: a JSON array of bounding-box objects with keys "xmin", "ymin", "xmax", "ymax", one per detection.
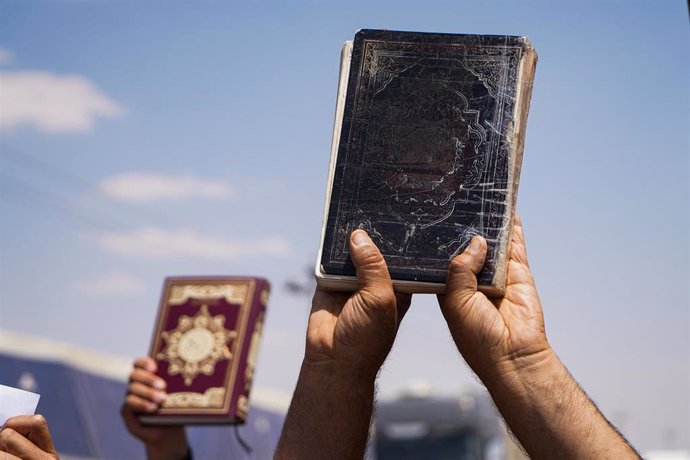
[{"xmin": 320, "ymin": 29, "xmax": 536, "ymax": 294}]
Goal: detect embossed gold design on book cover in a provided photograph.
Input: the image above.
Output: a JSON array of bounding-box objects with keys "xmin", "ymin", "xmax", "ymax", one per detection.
[{"xmin": 157, "ymin": 304, "xmax": 238, "ymax": 387}]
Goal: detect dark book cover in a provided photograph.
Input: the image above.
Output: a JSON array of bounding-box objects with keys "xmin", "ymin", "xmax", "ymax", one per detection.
[
  {"xmin": 139, "ymin": 277, "xmax": 269, "ymax": 425},
  {"xmin": 317, "ymin": 29, "xmax": 537, "ymax": 295}
]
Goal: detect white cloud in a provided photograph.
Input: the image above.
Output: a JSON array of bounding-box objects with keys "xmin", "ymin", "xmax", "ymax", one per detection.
[
  {"xmin": 0, "ymin": 71, "xmax": 124, "ymax": 133},
  {"xmin": 72, "ymin": 272, "xmax": 145, "ymax": 296},
  {"xmin": 0, "ymin": 48, "xmax": 13, "ymax": 65},
  {"xmin": 99, "ymin": 173, "xmax": 233, "ymax": 203},
  {"xmin": 99, "ymin": 228, "xmax": 291, "ymax": 260}
]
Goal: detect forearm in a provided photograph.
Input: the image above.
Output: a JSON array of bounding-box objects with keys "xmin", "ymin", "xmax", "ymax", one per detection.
[
  {"xmin": 275, "ymin": 360, "xmax": 376, "ymax": 460},
  {"xmin": 483, "ymin": 349, "xmax": 639, "ymax": 460},
  {"xmin": 145, "ymin": 428, "xmax": 189, "ymax": 460}
]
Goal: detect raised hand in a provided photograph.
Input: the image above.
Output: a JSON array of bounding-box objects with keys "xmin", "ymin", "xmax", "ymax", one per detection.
[
  {"xmin": 276, "ymin": 230, "xmax": 411, "ymax": 460},
  {"xmin": 306, "ymin": 229, "xmax": 411, "ymax": 379},
  {"xmin": 120, "ymin": 357, "xmax": 189, "ymax": 460},
  {"xmin": 438, "ymin": 214, "xmax": 550, "ymax": 381},
  {"xmin": 439, "ymin": 215, "xmax": 639, "ymax": 459}
]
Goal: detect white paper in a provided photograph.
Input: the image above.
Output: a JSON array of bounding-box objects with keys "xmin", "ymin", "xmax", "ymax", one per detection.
[{"xmin": 0, "ymin": 384, "xmax": 41, "ymax": 425}]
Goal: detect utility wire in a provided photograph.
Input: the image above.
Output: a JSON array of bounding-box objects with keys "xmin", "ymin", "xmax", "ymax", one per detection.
[
  {"xmin": 0, "ymin": 173, "xmax": 124, "ymax": 231},
  {"xmin": 0, "ymin": 143, "xmax": 91, "ymax": 192},
  {"xmin": 0, "ymin": 172, "xmax": 191, "ymax": 259},
  {"xmin": 0, "ymin": 142, "xmax": 176, "ymax": 227}
]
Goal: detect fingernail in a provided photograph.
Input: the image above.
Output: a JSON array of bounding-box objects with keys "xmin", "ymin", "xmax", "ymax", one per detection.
[
  {"xmin": 146, "ymin": 402, "xmax": 158, "ymax": 411},
  {"xmin": 152, "ymin": 379, "xmax": 166, "ymax": 390},
  {"xmin": 153, "ymin": 392, "xmax": 167, "ymax": 403},
  {"xmin": 466, "ymin": 237, "xmax": 482, "ymax": 255},
  {"xmin": 352, "ymin": 230, "xmax": 370, "ymax": 247}
]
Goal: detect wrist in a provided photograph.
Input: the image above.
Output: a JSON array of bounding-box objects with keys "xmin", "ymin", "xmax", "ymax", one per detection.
[
  {"xmin": 479, "ymin": 346, "xmax": 641, "ymax": 459},
  {"xmin": 481, "ymin": 345, "xmax": 560, "ymax": 396},
  {"xmin": 276, "ymin": 357, "xmax": 378, "ymax": 460},
  {"xmin": 147, "ymin": 446, "xmax": 190, "ymax": 460},
  {"xmin": 299, "ymin": 357, "xmax": 378, "ymax": 390},
  {"xmin": 145, "ymin": 428, "xmax": 189, "ymax": 460}
]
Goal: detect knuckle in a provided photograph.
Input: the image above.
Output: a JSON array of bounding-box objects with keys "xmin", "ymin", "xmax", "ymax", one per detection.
[
  {"xmin": 2, "ymin": 415, "xmax": 19, "ymax": 426},
  {"xmin": 357, "ymin": 245, "xmax": 383, "ymax": 267},
  {"xmin": 0, "ymin": 427, "xmax": 17, "ymax": 444},
  {"xmin": 130, "ymin": 369, "xmax": 146, "ymax": 383},
  {"xmin": 31, "ymin": 414, "xmax": 47, "ymax": 426},
  {"xmin": 131, "ymin": 382, "xmax": 152, "ymax": 397},
  {"xmin": 363, "ymin": 288, "xmax": 396, "ymax": 314},
  {"xmin": 448, "ymin": 256, "xmax": 472, "ymax": 276},
  {"xmin": 133, "ymin": 356, "xmax": 152, "ymax": 370},
  {"xmin": 380, "ymin": 290, "xmax": 397, "ymax": 308}
]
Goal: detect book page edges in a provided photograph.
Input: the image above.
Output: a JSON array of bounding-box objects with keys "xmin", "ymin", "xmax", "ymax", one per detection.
[
  {"xmin": 315, "ymin": 41, "xmax": 353, "ymax": 282},
  {"xmin": 492, "ymin": 40, "xmax": 537, "ymax": 292}
]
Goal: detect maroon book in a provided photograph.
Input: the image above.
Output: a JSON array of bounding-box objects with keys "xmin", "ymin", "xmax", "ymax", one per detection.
[{"xmin": 139, "ymin": 276, "xmax": 269, "ymax": 425}]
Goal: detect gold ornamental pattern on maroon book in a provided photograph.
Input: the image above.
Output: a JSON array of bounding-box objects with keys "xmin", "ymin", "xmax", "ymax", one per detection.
[{"xmin": 139, "ymin": 276, "xmax": 269, "ymax": 425}]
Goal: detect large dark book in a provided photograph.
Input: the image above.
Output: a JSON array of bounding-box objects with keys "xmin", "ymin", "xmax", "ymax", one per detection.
[
  {"xmin": 139, "ymin": 277, "xmax": 269, "ymax": 425},
  {"xmin": 316, "ymin": 29, "xmax": 537, "ymax": 296}
]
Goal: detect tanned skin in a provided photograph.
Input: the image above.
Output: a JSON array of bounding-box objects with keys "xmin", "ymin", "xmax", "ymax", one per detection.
[
  {"xmin": 121, "ymin": 216, "xmax": 639, "ymax": 460},
  {"xmin": 277, "ymin": 215, "xmax": 640, "ymax": 460},
  {"xmin": 275, "ymin": 230, "xmax": 410, "ymax": 460},
  {"xmin": 0, "ymin": 415, "xmax": 59, "ymax": 460},
  {"xmin": 121, "ymin": 357, "xmax": 190, "ymax": 460},
  {"xmin": 439, "ymin": 215, "xmax": 640, "ymax": 459}
]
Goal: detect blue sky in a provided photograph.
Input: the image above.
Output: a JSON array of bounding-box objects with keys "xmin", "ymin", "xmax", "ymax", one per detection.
[{"xmin": 0, "ymin": 0, "xmax": 688, "ymax": 452}]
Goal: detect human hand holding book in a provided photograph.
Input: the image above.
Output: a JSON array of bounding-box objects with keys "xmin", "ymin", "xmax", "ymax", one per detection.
[
  {"xmin": 121, "ymin": 357, "xmax": 190, "ymax": 460},
  {"xmin": 438, "ymin": 214, "xmax": 640, "ymax": 458},
  {"xmin": 278, "ymin": 217, "xmax": 640, "ymax": 459},
  {"xmin": 276, "ymin": 230, "xmax": 411, "ymax": 460}
]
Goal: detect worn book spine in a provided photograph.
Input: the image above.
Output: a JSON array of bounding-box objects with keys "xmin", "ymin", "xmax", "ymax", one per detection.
[
  {"xmin": 140, "ymin": 276, "xmax": 269, "ymax": 425},
  {"xmin": 316, "ymin": 29, "xmax": 537, "ymax": 296}
]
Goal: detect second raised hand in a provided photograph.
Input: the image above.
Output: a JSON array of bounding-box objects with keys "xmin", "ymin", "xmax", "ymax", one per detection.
[{"xmin": 438, "ymin": 215, "xmax": 550, "ymax": 381}]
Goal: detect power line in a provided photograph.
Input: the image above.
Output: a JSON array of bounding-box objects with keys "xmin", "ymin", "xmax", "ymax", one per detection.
[
  {"xmin": 0, "ymin": 173, "xmax": 125, "ymax": 231},
  {"xmin": 0, "ymin": 142, "xmax": 176, "ymax": 228},
  {"xmin": 0, "ymin": 143, "xmax": 92, "ymax": 193}
]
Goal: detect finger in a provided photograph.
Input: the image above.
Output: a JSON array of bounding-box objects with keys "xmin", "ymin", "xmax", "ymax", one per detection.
[
  {"xmin": 130, "ymin": 368, "xmax": 166, "ymax": 391},
  {"xmin": 1, "ymin": 415, "xmax": 56, "ymax": 455},
  {"xmin": 503, "ymin": 213, "xmax": 538, "ymax": 297},
  {"xmin": 0, "ymin": 452, "xmax": 21, "ymax": 459},
  {"xmin": 128, "ymin": 382, "xmax": 167, "ymax": 405},
  {"xmin": 0, "ymin": 427, "xmax": 47, "ymax": 459},
  {"xmin": 510, "ymin": 213, "xmax": 529, "ymax": 267},
  {"xmin": 441, "ymin": 236, "xmax": 487, "ymax": 308},
  {"xmin": 349, "ymin": 230, "xmax": 394, "ymax": 296},
  {"xmin": 133, "ymin": 357, "xmax": 157, "ymax": 373},
  {"xmin": 124, "ymin": 393, "xmax": 160, "ymax": 413},
  {"xmin": 447, "ymin": 236, "xmax": 487, "ymax": 291}
]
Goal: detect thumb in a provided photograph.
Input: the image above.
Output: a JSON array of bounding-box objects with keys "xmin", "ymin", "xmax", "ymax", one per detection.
[
  {"xmin": 442, "ymin": 236, "xmax": 488, "ymax": 307},
  {"xmin": 349, "ymin": 230, "xmax": 394, "ymax": 305}
]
